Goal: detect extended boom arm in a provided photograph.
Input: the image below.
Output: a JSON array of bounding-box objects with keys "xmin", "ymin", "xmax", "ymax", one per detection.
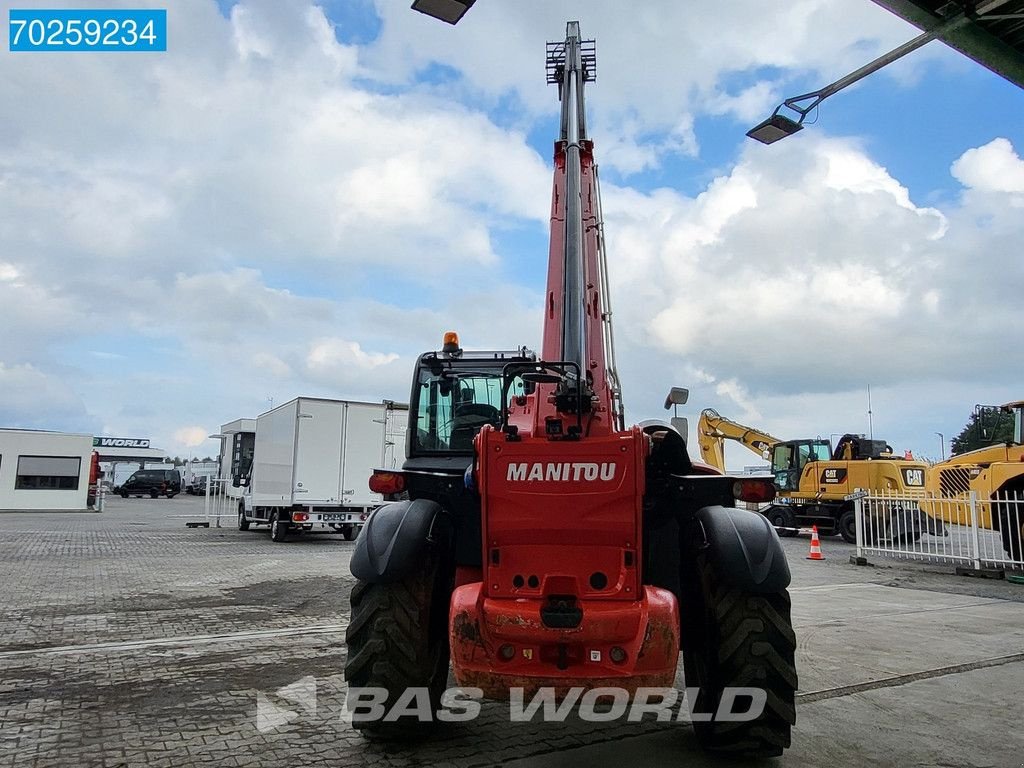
[
  {"xmin": 538, "ymin": 22, "xmax": 622, "ymax": 435},
  {"xmin": 697, "ymin": 408, "xmax": 781, "ymax": 472}
]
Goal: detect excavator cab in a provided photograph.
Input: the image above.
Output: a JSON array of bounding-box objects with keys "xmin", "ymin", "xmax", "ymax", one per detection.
[{"xmin": 771, "ymin": 439, "xmax": 830, "ymax": 490}]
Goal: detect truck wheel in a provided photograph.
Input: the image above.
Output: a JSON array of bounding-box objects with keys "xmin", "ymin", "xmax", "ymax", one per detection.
[
  {"xmin": 238, "ymin": 507, "xmax": 250, "ymax": 531},
  {"xmin": 149, "ymin": 490, "xmax": 158, "ymax": 499},
  {"xmin": 269, "ymin": 511, "xmax": 289, "ymax": 542},
  {"xmin": 344, "ymin": 548, "xmax": 451, "ymax": 739},
  {"xmin": 765, "ymin": 505, "xmax": 797, "ymax": 537},
  {"xmin": 997, "ymin": 505, "xmax": 1023, "ymax": 560},
  {"xmin": 343, "ymin": 525, "xmax": 358, "ymax": 541},
  {"xmin": 839, "ymin": 509, "xmax": 857, "ymax": 544},
  {"xmin": 120, "ymin": 490, "xmax": 128, "ymax": 499},
  {"xmin": 682, "ymin": 554, "xmax": 797, "ymax": 758}
]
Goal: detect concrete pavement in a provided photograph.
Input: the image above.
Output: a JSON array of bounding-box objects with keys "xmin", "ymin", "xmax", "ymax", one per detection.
[{"xmin": 1, "ymin": 496, "xmax": 1022, "ymax": 767}]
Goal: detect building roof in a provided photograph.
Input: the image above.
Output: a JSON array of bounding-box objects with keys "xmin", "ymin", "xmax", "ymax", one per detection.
[
  {"xmin": 871, "ymin": 0, "xmax": 1024, "ymax": 89},
  {"xmin": 93, "ymin": 446, "xmax": 169, "ymax": 463}
]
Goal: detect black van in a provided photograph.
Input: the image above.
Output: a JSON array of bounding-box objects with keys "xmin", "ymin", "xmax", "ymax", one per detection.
[{"xmin": 118, "ymin": 469, "xmax": 182, "ymax": 499}]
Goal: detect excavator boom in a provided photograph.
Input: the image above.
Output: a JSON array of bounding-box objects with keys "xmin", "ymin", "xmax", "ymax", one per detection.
[{"xmin": 697, "ymin": 408, "xmax": 780, "ymax": 471}]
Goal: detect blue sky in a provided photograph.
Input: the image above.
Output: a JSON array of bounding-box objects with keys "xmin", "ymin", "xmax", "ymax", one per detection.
[{"xmin": 1, "ymin": 0, "xmax": 1022, "ymax": 468}]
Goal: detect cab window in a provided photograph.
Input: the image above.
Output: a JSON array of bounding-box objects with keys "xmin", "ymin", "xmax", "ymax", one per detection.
[{"xmin": 413, "ymin": 369, "xmax": 505, "ymax": 453}]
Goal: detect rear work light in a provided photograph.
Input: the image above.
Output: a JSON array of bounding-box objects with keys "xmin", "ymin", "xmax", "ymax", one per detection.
[
  {"xmin": 369, "ymin": 471, "xmax": 406, "ymax": 495},
  {"xmin": 733, "ymin": 478, "xmax": 776, "ymax": 504}
]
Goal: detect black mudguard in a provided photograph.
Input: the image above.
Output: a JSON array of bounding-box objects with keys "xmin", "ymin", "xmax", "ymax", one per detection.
[
  {"xmin": 692, "ymin": 505, "xmax": 791, "ymax": 594},
  {"xmin": 350, "ymin": 498, "xmax": 446, "ymax": 584}
]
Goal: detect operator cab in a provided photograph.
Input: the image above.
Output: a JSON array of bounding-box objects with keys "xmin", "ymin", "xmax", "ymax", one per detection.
[
  {"xmin": 771, "ymin": 439, "xmax": 831, "ymax": 491},
  {"xmin": 832, "ymin": 433, "xmax": 893, "ymax": 461},
  {"xmin": 1004, "ymin": 401, "xmax": 1024, "ymax": 446},
  {"xmin": 408, "ymin": 333, "xmax": 536, "ymax": 460}
]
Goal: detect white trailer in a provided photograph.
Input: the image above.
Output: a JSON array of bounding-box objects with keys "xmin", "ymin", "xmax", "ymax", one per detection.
[{"xmin": 239, "ymin": 398, "xmax": 407, "ymax": 542}]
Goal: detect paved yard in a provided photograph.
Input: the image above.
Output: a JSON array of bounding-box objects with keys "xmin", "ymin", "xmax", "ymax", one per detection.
[{"xmin": 1, "ymin": 496, "xmax": 1022, "ymax": 767}]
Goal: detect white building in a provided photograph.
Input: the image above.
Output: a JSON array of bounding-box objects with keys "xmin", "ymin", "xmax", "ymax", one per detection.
[
  {"xmin": 217, "ymin": 418, "xmax": 256, "ymax": 501},
  {"xmin": 0, "ymin": 429, "xmax": 93, "ymax": 511}
]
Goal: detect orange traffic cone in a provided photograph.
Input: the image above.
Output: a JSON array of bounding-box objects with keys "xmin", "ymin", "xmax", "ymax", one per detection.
[{"xmin": 806, "ymin": 525, "xmax": 825, "ymax": 560}]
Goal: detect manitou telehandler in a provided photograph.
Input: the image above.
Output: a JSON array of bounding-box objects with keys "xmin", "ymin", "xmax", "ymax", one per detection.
[{"xmin": 346, "ymin": 23, "xmax": 797, "ymax": 757}]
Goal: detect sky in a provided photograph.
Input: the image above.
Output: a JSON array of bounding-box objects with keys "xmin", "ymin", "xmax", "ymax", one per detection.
[{"xmin": 1, "ymin": 0, "xmax": 1022, "ymax": 469}]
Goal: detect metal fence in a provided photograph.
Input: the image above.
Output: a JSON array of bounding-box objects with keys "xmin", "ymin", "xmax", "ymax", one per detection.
[
  {"xmin": 202, "ymin": 477, "xmax": 238, "ymax": 527},
  {"xmin": 854, "ymin": 490, "xmax": 1024, "ymax": 571}
]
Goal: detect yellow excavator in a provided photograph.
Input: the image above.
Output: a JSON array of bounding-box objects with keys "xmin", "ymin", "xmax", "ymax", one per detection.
[
  {"xmin": 697, "ymin": 408, "xmax": 935, "ymax": 543},
  {"xmin": 923, "ymin": 401, "xmax": 1024, "ymax": 558}
]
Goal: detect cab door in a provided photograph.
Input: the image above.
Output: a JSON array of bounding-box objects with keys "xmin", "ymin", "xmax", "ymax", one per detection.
[{"xmin": 772, "ymin": 444, "xmax": 798, "ymax": 491}]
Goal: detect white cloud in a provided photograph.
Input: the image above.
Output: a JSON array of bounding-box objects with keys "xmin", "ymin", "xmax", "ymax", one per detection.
[
  {"xmin": 174, "ymin": 426, "xmax": 211, "ymax": 448},
  {"xmin": 307, "ymin": 339, "xmax": 400, "ymax": 372},
  {"xmin": 366, "ymin": 0, "xmax": 916, "ymax": 173},
  {"xmin": 0, "ymin": 0, "xmax": 1020, "ymax": 461},
  {"xmin": 951, "ymin": 137, "xmax": 1024, "ymax": 193},
  {"xmin": 605, "ymin": 135, "xmax": 1024, "ymax": 401}
]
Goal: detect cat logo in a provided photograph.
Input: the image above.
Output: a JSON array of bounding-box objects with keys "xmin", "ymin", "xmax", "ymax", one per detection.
[
  {"xmin": 902, "ymin": 468, "xmax": 925, "ymax": 487},
  {"xmin": 821, "ymin": 468, "xmax": 848, "ymax": 484}
]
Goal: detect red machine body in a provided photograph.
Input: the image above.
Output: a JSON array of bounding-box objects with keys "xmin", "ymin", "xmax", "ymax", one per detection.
[{"xmin": 447, "ymin": 22, "xmax": 679, "ymax": 697}]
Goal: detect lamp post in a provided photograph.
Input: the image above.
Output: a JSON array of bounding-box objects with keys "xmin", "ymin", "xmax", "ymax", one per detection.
[
  {"xmin": 746, "ymin": 0, "xmax": 1009, "ymax": 144},
  {"xmin": 935, "ymin": 432, "xmax": 945, "ymax": 461},
  {"xmin": 410, "ymin": 0, "xmax": 475, "ymax": 24}
]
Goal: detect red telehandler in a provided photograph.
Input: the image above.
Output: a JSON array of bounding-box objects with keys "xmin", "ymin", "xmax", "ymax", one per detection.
[{"xmin": 346, "ymin": 22, "xmax": 797, "ymax": 757}]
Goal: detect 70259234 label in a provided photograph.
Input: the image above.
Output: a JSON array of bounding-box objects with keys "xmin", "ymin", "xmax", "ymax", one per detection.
[{"xmin": 9, "ymin": 8, "xmax": 166, "ymax": 52}]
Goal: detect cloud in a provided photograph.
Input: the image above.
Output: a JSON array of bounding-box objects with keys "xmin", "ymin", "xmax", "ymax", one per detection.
[
  {"xmin": 604, "ymin": 135, "xmax": 1024, "ymax": 400},
  {"xmin": 365, "ymin": 0, "xmax": 916, "ymax": 172},
  {"xmin": 307, "ymin": 339, "xmax": 400, "ymax": 372},
  {"xmin": 951, "ymin": 137, "xmax": 1024, "ymax": 193},
  {"xmin": 0, "ymin": 0, "xmax": 1020, "ymax": 463},
  {"xmin": 174, "ymin": 426, "xmax": 212, "ymax": 448},
  {"xmin": 0, "ymin": 363, "xmax": 92, "ymax": 431}
]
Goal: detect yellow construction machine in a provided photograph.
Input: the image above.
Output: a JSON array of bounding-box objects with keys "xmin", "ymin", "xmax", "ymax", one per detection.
[
  {"xmin": 698, "ymin": 408, "xmax": 936, "ymax": 543},
  {"xmin": 923, "ymin": 401, "xmax": 1024, "ymax": 558}
]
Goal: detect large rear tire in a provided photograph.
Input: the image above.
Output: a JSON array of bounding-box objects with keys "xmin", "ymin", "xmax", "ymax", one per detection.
[
  {"xmin": 838, "ymin": 508, "xmax": 857, "ymax": 544},
  {"xmin": 682, "ymin": 555, "xmax": 797, "ymax": 758},
  {"xmin": 344, "ymin": 549, "xmax": 451, "ymax": 739},
  {"xmin": 238, "ymin": 506, "xmax": 250, "ymax": 531},
  {"xmin": 995, "ymin": 495, "xmax": 1019, "ymax": 561}
]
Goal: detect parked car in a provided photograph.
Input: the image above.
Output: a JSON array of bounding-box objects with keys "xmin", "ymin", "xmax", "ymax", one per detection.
[
  {"xmin": 117, "ymin": 469, "xmax": 182, "ymax": 499},
  {"xmin": 185, "ymin": 476, "xmax": 219, "ymax": 496}
]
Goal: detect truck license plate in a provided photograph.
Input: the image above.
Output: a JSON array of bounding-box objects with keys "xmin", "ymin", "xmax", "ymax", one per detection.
[{"xmin": 321, "ymin": 514, "xmax": 344, "ymax": 522}]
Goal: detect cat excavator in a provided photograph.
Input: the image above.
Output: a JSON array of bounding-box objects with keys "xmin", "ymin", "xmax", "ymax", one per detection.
[
  {"xmin": 344, "ymin": 23, "xmax": 797, "ymax": 757},
  {"xmin": 697, "ymin": 408, "xmax": 936, "ymax": 543}
]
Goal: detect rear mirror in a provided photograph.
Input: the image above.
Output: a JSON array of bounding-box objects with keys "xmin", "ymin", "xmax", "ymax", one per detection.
[
  {"xmin": 664, "ymin": 387, "xmax": 689, "ymax": 409},
  {"xmin": 671, "ymin": 416, "xmax": 688, "ymax": 438},
  {"xmin": 522, "ymin": 372, "xmax": 563, "ymax": 384}
]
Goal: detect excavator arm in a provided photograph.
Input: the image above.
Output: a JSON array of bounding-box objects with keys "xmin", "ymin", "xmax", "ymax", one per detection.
[{"xmin": 697, "ymin": 408, "xmax": 781, "ymax": 472}]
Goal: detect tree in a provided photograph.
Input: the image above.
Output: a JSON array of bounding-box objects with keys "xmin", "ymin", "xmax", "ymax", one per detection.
[{"xmin": 950, "ymin": 406, "xmax": 1014, "ymax": 456}]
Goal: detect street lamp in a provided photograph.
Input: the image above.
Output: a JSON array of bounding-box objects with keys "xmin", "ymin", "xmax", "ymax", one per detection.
[
  {"xmin": 411, "ymin": 0, "xmax": 475, "ymax": 25},
  {"xmin": 935, "ymin": 432, "xmax": 945, "ymax": 461},
  {"xmin": 747, "ymin": 0, "xmax": 1007, "ymax": 144}
]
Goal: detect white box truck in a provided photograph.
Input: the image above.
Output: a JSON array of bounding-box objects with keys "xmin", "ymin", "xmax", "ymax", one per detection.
[{"xmin": 238, "ymin": 398, "xmax": 407, "ymax": 542}]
